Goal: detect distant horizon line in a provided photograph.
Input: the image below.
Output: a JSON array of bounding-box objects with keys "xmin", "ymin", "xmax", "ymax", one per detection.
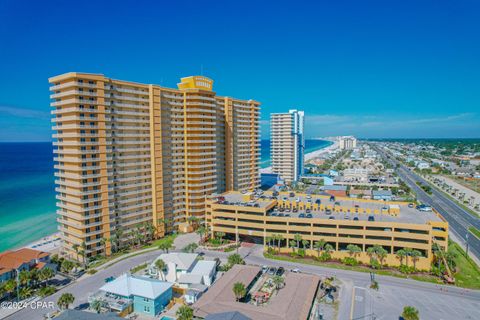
[{"xmin": 2, "ymin": 137, "xmax": 480, "ymax": 143}]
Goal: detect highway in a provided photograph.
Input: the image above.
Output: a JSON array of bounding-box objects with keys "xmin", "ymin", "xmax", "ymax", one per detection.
[{"xmin": 374, "ymin": 144, "xmax": 480, "ymax": 261}]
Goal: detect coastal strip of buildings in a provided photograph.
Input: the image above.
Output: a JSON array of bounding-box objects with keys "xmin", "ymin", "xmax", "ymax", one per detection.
[
  {"xmin": 49, "ymin": 73, "xmax": 260, "ymax": 260},
  {"xmin": 270, "ymin": 109, "xmax": 305, "ymax": 183}
]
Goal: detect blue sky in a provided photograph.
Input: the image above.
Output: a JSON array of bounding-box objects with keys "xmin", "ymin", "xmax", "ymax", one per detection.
[{"xmin": 0, "ymin": 0, "xmax": 479, "ymax": 141}]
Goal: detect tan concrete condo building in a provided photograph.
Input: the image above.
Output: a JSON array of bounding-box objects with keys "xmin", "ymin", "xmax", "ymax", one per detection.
[
  {"xmin": 270, "ymin": 109, "xmax": 304, "ymax": 183},
  {"xmin": 49, "ymin": 73, "xmax": 260, "ymax": 260}
]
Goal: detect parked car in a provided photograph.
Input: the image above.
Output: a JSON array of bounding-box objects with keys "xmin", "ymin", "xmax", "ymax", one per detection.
[
  {"xmin": 276, "ymin": 267, "xmax": 285, "ymax": 276},
  {"xmin": 284, "ymin": 213, "xmax": 291, "ymax": 217},
  {"xmin": 267, "ymin": 267, "xmax": 276, "ymax": 275},
  {"xmin": 289, "ymin": 192, "xmax": 295, "ymax": 197},
  {"xmin": 306, "ymin": 208, "xmax": 311, "ymax": 213},
  {"xmin": 353, "ymin": 217, "xmax": 359, "ymax": 221},
  {"xmin": 368, "ymin": 215, "xmax": 375, "ymax": 221},
  {"xmin": 315, "ymin": 199, "xmax": 321, "ymax": 205},
  {"xmin": 262, "ymin": 265, "xmax": 268, "ymax": 274},
  {"xmin": 299, "ymin": 213, "xmax": 305, "ymax": 218},
  {"xmin": 329, "ymin": 216, "xmax": 335, "ymax": 220},
  {"xmin": 306, "ymin": 213, "xmax": 313, "ymax": 218},
  {"xmin": 326, "ymin": 209, "xmax": 332, "ymax": 215},
  {"xmin": 291, "ymin": 268, "xmax": 300, "ymax": 273},
  {"xmin": 408, "ymin": 203, "xmax": 414, "ymax": 208}
]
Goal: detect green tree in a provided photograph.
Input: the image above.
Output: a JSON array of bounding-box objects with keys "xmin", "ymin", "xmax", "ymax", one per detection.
[
  {"xmin": 401, "ymin": 306, "xmax": 419, "ymax": 320},
  {"xmin": 18, "ymin": 270, "xmax": 30, "ymax": 287},
  {"xmin": 196, "ymin": 225, "xmax": 207, "ymax": 244},
  {"xmin": 227, "ymin": 253, "xmax": 245, "ymax": 266},
  {"xmin": 99, "ymin": 237, "xmax": 108, "ymax": 256},
  {"xmin": 72, "ymin": 244, "xmax": 80, "ymax": 261},
  {"xmin": 294, "ymin": 234, "xmax": 302, "ymax": 250},
  {"xmin": 272, "ymin": 275, "xmax": 284, "ymax": 289},
  {"xmin": 396, "ymin": 249, "xmax": 407, "ymax": 266},
  {"xmin": 3, "ymin": 279, "xmax": 16, "ymax": 298},
  {"xmin": 90, "ymin": 298, "xmax": 103, "ymax": 314},
  {"xmin": 155, "ymin": 259, "xmax": 166, "ymax": 281},
  {"xmin": 61, "ymin": 259, "xmax": 75, "ymax": 274},
  {"xmin": 232, "ymin": 282, "xmax": 246, "ymax": 301},
  {"xmin": 302, "ymin": 239, "xmax": 310, "ymax": 250},
  {"xmin": 275, "ymin": 234, "xmax": 284, "ymax": 252},
  {"xmin": 289, "ymin": 239, "xmax": 297, "ymax": 253},
  {"xmin": 39, "ymin": 267, "xmax": 54, "ymax": 287},
  {"xmin": 158, "ymin": 238, "xmax": 174, "ymax": 253},
  {"xmin": 410, "ymin": 250, "xmax": 422, "ymax": 271},
  {"xmin": 57, "ymin": 292, "xmax": 75, "ymax": 310},
  {"xmin": 346, "ymin": 244, "xmax": 361, "ymax": 258},
  {"xmin": 216, "ymin": 231, "xmax": 226, "ymax": 243},
  {"xmin": 313, "ymin": 239, "xmax": 326, "ymax": 257},
  {"xmin": 176, "ymin": 305, "xmax": 194, "ymax": 320},
  {"xmin": 18, "ymin": 287, "xmax": 33, "ymax": 299}
]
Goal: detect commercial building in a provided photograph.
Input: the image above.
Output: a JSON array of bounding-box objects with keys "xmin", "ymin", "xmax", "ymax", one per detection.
[
  {"xmin": 205, "ymin": 191, "xmax": 449, "ymax": 270},
  {"xmin": 270, "ymin": 110, "xmax": 305, "ymax": 183},
  {"xmin": 49, "ymin": 73, "xmax": 260, "ymax": 260},
  {"xmin": 193, "ymin": 265, "xmax": 320, "ymax": 320},
  {"xmin": 89, "ymin": 274, "xmax": 173, "ymax": 317},
  {"xmin": 339, "ymin": 136, "xmax": 357, "ymax": 150}
]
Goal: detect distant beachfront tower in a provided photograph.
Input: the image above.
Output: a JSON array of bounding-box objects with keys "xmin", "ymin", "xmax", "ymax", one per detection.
[
  {"xmin": 339, "ymin": 136, "xmax": 357, "ymax": 150},
  {"xmin": 270, "ymin": 109, "xmax": 305, "ymax": 183}
]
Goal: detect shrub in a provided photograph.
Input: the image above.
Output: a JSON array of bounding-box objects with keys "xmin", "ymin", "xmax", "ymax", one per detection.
[
  {"xmin": 399, "ymin": 265, "xmax": 415, "ymax": 274},
  {"xmin": 267, "ymin": 247, "xmax": 276, "ymax": 255},
  {"xmin": 319, "ymin": 252, "xmax": 331, "ymax": 262},
  {"xmin": 38, "ymin": 286, "xmax": 56, "ymax": 297},
  {"xmin": 342, "ymin": 257, "xmax": 359, "ymax": 266},
  {"xmin": 297, "ymin": 248, "xmax": 306, "ymax": 258},
  {"xmin": 370, "ymin": 258, "xmax": 381, "ymax": 269},
  {"xmin": 87, "ymin": 269, "xmax": 98, "ymax": 274}
]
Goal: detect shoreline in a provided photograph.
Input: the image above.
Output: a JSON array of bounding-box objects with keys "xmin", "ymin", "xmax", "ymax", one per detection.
[
  {"xmin": 18, "ymin": 232, "xmax": 61, "ymax": 253},
  {"xmin": 260, "ymin": 141, "xmax": 339, "ymax": 174}
]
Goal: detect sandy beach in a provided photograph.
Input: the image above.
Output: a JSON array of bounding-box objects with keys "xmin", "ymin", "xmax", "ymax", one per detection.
[
  {"xmin": 260, "ymin": 141, "xmax": 339, "ymax": 174},
  {"xmin": 22, "ymin": 232, "xmax": 61, "ymax": 253}
]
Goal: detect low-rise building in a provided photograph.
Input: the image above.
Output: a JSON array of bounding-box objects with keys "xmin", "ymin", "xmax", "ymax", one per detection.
[
  {"xmin": 0, "ymin": 248, "xmax": 54, "ymax": 283},
  {"xmin": 149, "ymin": 253, "xmax": 217, "ymax": 289},
  {"xmin": 322, "ymin": 185, "xmax": 347, "ymax": 197},
  {"xmin": 205, "ymin": 191, "xmax": 449, "ymax": 270},
  {"xmin": 90, "ymin": 274, "xmax": 173, "ymax": 317}
]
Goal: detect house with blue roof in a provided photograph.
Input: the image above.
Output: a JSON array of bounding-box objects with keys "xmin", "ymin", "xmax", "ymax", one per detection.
[{"xmin": 90, "ymin": 274, "xmax": 173, "ymax": 317}]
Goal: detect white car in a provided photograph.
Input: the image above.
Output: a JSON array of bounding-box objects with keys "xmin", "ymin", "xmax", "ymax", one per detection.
[{"xmin": 291, "ymin": 268, "xmax": 300, "ymax": 273}]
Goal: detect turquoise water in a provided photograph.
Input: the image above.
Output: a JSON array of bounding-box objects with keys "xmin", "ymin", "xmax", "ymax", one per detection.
[
  {"xmin": 260, "ymin": 139, "xmax": 332, "ymax": 168},
  {"xmin": 0, "ymin": 143, "xmax": 57, "ymax": 252}
]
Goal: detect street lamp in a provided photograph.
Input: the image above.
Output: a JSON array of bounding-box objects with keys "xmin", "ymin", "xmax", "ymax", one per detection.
[{"xmin": 466, "ymin": 232, "xmax": 469, "ymax": 259}]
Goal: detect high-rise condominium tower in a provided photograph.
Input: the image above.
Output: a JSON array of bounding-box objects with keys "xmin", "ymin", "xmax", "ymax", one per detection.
[
  {"xmin": 270, "ymin": 109, "xmax": 305, "ymax": 183},
  {"xmin": 50, "ymin": 73, "xmax": 260, "ymax": 260}
]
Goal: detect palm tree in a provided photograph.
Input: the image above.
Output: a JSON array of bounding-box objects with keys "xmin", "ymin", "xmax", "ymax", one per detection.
[
  {"xmin": 18, "ymin": 270, "xmax": 30, "ymax": 287},
  {"xmin": 403, "ymin": 248, "xmax": 414, "ymax": 267},
  {"xmin": 272, "ymin": 275, "xmax": 284, "ymax": 289},
  {"xmin": 216, "ymin": 231, "xmax": 226, "ymax": 243},
  {"xmin": 114, "ymin": 228, "xmax": 124, "ymax": 251},
  {"xmin": 275, "ymin": 234, "xmax": 284, "ymax": 252},
  {"xmin": 410, "ymin": 250, "xmax": 422, "ymax": 271},
  {"xmin": 90, "ymin": 298, "xmax": 103, "ymax": 314},
  {"xmin": 72, "ymin": 243, "xmax": 80, "ymax": 261},
  {"xmin": 346, "ymin": 244, "xmax": 361, "ymax": 259},
  {"xmin": 294, "ymin": 234, "xmax": 302, "ymax": 250},
  {"xmin": 3, "ymin": 279, "xmax": 16, "ymax": 299},
  {"xmin": 155, "ymin": 259, "xmax": 166, "ymax": 281},
  {"xmin": 196, "ymin": 225, "xmax": 207, "ymax": 244},
  {"xmin": 0, "ymin": 283, "xmax": 6, "ymax": 298},
  {"xmin": 80, "ymin": 241, "xmax": 87, "ymax": 267},
  {"xmin": 57, "ymin": 292, "xmax": 75, "ymax": 310},
  {"xmin": 176, "ymin": 305, "xmax": 194, "ymax": 320},
  {"xmin": 61, "ymin": 259, "xmax": 75, "ymax": 274},
  {"xmin": 324, "ymin": 243, "xmax": 334, "ymax": 255},
  {"xmin": 18, "ymin": 287, "xmax": 33, "ymax": 300},
  {"xmin": 314, "ymin": 239, "xmax": 326, "ymax": 257},
  {"xmin": 158, "ymin": 238, "xmax": 174, "ymax": 253},
  {"xmin": 232, "ymin": 282, "xmax": 246, "ymax": 301},
  {"xmin": 289, "ymin": 239, "xmax": 297, "ymax": 253},
  {"xmin": 39, "ymin": 267, "xmax": 54, "ymax": 287},
  {"xmin": 227, "ymin": 253, "xmax": 245, "ymax": 266},
  {"xmin": 366, "ymin": 246, "xmax": 378, "ymax": 266},
  {"xmin": 376, "ymin": 246, "xmax": 388, "ymax": 267},
  {"xmin": 302, "ymin": 239, "xmax": 310, "ymax": 250},
  {"xmin": 396, "ymin": 249, "xmax": 407, "ymax": 266},
  {"xmin": 99, "ymin": 237, "xmax": 107, "ymax": 256},
  {"xmin": 265, "ymin": 236, "xmax": 273, "ymax": 249},
  {"xmin": 401, "ymin": 306, "xmax": 419, "ymax": 320}
]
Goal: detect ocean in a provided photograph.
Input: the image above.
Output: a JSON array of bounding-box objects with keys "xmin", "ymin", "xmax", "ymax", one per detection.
[
  {"xmin": 260, "ymin": 139, "xmax": 332, "ymax": 168},
  {"xmin": 0, "ymin": 139, "xmax": 331, "ymax": 252},
  {"xmin": 0, "ymin": 143, "xmax": 57, "ymax": 252}
]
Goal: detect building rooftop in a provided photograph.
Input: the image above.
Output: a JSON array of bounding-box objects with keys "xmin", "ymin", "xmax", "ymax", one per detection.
[
  {"xmin": 193, "ymin": 265, "xmax": 320, "ymax": 320},
  {"xmin": 100, "ymin": 274, "xmax": 173, "ymax": 299},
  {"xmin": 155, "ymin": 252, "xmax": 198, "ymax": 271},
  {"xmin": 205, "ymin": 311, "xmax": 252, "ymax": 320},
  {"xmin": 211, "ymin": 191, "xmax": 443, "ymax": 225},
  {"xmin": 191, "ymin": 260, "xmax": 216, "ymax": 276},
  {"xmin": 0, "ymin": 248, "xmax": 49, "ymax": 271}
]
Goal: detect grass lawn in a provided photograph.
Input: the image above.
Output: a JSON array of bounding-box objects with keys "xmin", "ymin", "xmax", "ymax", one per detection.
[
  {"xmin": 144, "ymin": 234, "xmax": 178, "ymax": 249},
  {"xmin": 265, "ymin": 243, "xmax": 480, "ymax": 290},
  {"xmin": 468, "ymin": 226, "xmax": 480, "ymax": 240},
  {"xmin": 449, "ymin": 242, "xmax": 480, "ymax": 289},
  {"xmin": 263, "ymin": 253, "xmax": 443, "ymax": 285}
]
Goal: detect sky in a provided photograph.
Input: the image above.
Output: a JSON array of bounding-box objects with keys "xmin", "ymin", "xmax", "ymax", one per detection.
[{"xmin": 0, "ymin": 0, "xmax": 479, "ymax": 141}]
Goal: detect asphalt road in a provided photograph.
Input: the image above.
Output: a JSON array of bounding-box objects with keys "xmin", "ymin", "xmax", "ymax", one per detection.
[{"xmin": 374, "ymin": 144, "xmax": 480, "ymax": 261}]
